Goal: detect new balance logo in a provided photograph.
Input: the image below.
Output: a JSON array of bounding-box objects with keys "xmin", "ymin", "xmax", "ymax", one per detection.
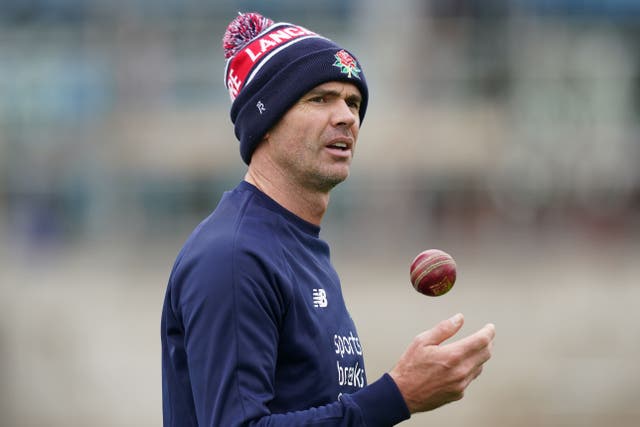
[{"xmin": 312, "ymin": 289, "xmax": 328, "ymax": 308}]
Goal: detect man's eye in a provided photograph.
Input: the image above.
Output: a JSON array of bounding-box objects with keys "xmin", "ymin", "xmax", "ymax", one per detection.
[{"xmin": 310, "ymin": 96, "xmax": 326, "ymax": 103}]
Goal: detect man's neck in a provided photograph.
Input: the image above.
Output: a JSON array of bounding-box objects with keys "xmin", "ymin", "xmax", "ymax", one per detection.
[{"xmin": 244, "ymin": 167, "xmax": 330, "ymax": 226}]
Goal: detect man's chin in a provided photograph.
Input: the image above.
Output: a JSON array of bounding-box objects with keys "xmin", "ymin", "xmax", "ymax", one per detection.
[{"xmin": 311, "ymin": 170, "xmax": 350, "ymax": 193}]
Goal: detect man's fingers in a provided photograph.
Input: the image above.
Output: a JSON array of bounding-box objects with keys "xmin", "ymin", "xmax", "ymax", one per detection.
[
  {"xmin": 472, "ymin": 365, "xmax": 484, "ymax": 381},
  {"xmin": 483, "ymin": 323, "xmax": 496, "ymax": 341},
  {"xmin": 448, "ymin": 323, "xmax": 495, "ymax": 354},
  {"xmin": 415, "ymin": 313, "xmax": 465, "ymax": 346}
]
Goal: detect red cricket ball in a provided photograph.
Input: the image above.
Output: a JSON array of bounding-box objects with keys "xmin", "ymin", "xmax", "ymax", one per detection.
[{"xmin": 410, "ymin": 249, "xmax": 457, "ymax": 297}]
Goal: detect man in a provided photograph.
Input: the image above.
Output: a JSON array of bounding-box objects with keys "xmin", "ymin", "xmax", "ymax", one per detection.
[{"xmin": 161, "ymin": 12, "xmax": 495, "ymax": 426}]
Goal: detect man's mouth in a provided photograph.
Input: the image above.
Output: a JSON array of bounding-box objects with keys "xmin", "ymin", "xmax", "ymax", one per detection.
[{"xmin": 328, "ymin": 142, "xmax": 349, "ymax": 151}]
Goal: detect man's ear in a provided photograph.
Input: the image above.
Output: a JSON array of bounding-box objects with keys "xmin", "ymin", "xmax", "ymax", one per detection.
[
  {"xmin": 250, "ymin": 132, "xmax": 270, "ymax": 163},
  {"xmin": 257, "ymin": 132, "xmax": 271, "ymax": 148}
]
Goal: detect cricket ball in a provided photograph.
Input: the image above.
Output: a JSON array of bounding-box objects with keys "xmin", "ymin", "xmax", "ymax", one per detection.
[{"xmin": 410, "ymin": 249, "xmax": 457, "ymax": 297}]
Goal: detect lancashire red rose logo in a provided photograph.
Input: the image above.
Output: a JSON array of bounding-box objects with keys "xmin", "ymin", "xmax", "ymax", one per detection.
[{"xmin": 333, "ymin": 49, "xmax": 361, "ymax": 79}]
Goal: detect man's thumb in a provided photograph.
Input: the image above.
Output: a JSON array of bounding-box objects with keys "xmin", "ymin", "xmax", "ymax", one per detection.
[{"xmin": 420, "ymin": 313, "xmax": 464, "ymax": 345}]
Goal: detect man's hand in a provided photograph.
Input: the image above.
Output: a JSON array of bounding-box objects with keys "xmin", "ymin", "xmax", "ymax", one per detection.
[{"xmin": 389, "ymin": 313, "xmax": 495, "ymax": 414}]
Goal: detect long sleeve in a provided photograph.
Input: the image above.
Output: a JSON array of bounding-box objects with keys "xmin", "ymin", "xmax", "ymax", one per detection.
[{"xmin": 161, "ymin": 183, "xmax": 411, "ymax": 426}]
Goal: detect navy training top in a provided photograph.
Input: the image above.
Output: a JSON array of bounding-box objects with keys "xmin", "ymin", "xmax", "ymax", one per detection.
[{"xmin": 161, "ymin": 181, "xmax": 410, "ymax": 426}]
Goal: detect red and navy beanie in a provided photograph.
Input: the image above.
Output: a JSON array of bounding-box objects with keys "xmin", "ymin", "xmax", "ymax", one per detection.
[{"xmin": 223, "ymin": 12, "xmax": 369, "ymax": 164}]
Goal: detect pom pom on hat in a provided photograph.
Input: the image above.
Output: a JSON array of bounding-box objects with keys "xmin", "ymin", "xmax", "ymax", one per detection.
[
  {"xmin": 222, "ymin": 12, "xmax": 369, "ymax": 165},
  {"xmin": 223, "ymin": 12, "xmax": 274, "ymax": 59}
]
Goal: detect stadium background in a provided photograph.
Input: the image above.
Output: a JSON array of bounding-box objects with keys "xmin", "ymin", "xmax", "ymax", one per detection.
[{"xmin": 1, "ymin": 1, "xmax": 639, "ymax": 426}]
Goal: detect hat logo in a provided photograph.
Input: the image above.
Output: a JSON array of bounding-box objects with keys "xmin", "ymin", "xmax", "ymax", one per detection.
[{"xmin": 333, "ymin": 50, "xmax": 361, "ymax": 79}]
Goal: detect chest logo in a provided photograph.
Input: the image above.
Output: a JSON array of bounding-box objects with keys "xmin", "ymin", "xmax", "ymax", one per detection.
[{"xmin": 312, "ymin": 288, "xmax": 328, "ymax": 308}]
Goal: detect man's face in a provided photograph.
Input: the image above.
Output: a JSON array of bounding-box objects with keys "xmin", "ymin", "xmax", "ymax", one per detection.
[{"xmin": 263, "ymin": 81, "xmax": 362, "ymax": 193}]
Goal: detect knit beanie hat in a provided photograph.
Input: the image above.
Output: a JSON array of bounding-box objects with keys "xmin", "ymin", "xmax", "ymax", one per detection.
[{"xmin": 223, "ymin": 12, "xmax": 369, "ymax": 164}]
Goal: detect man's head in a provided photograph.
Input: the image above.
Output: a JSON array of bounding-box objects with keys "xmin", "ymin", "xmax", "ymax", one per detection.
[
  {"xmin": 254, "ymin": 80, "xmax": 362, "ymax": 193},
  {"xmin": 223, "ymin": 12, "xmax": 369, "ymax": 165}
]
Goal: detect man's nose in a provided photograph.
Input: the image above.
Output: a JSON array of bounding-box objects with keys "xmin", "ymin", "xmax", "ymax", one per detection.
[{"xmin": 331, "ymin": 100, "xmax": 358, "ymax": 128}]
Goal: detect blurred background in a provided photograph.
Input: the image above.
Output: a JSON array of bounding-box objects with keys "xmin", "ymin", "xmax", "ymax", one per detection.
[{"xmin": 1, "ymin": 0, "xmax": 639, "ymax": 426}]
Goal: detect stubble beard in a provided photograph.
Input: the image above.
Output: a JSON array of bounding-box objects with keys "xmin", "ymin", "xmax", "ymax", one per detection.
[
  {"xmin": 281, "ymin": 139, "xmax": 353, "ymax": 193},
  {"xmin": 310, "ymin": 170, "xmax": 348, "ymax": 193},
  {"xmin": 304, "ymin": 153, "xmax": 352, "ymax": 193}
]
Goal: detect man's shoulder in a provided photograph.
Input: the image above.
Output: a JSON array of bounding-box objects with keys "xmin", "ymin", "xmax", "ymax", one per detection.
[{"xmin": 176, "ymin": 189, "xmax": 284, "ymax": 269}]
